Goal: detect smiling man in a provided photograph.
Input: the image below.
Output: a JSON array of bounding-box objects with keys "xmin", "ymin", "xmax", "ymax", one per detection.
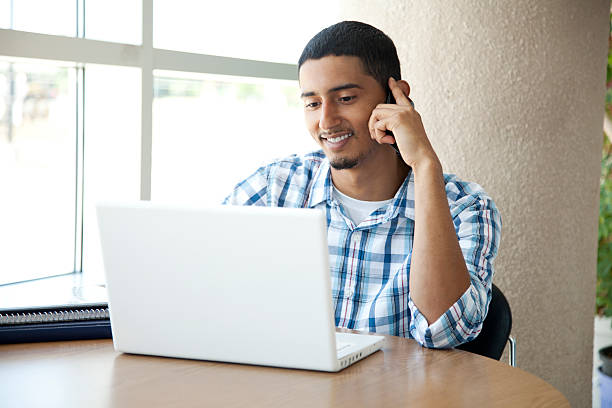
[{"xmin": 224, "ymin": 21, "xmax": 501, "ymax": 348}]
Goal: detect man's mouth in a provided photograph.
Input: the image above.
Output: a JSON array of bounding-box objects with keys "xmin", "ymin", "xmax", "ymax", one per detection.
[{"xmin": 321, "ymin": 132, "xmax": 353, "ymax": 144}]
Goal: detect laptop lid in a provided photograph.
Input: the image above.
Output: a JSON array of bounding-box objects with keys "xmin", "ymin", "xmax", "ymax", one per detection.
[{"xmin": 96, "ymin": 202, "xmax": 340, "ymax": 371}]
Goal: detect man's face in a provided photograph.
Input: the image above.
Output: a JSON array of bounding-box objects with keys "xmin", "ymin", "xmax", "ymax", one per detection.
[{"xmin": 299, "ymin": 55, "xmax": 387, "ymax": 170}]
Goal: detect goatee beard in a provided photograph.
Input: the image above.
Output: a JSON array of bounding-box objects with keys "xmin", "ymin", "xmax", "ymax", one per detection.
[{"xmin": 329, "ymin": 157, "xmax": 359, "ymax": 170}]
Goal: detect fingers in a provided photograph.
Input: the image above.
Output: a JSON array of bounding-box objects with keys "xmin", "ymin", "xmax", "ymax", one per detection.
[
  {"xmin": 369, "ymin": 78, "xmax": 415, "ymax": 145},
  {"xmin": 369, "ymin": 98, "xmax": 404, "ymax": 143},
  {"xmin": 388, "ymin": 77, "xmax": 412, "ymax": 107},
  {"xmin": 368, "ymin": 109, "xmax": 382, "ymax": 142},
  {"xmin": 379, "ymin": 133, "xmax": 396, "ymax": 145},
  {"xmin": 369, "ymin": 112, "xmax": 395, "ymax": 145}
]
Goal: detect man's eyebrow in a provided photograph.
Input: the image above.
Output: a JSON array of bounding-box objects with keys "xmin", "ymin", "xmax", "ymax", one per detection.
[
  {"xmin": 300, "ymin": 83, "xmax": 363, "ymax": 98},
  {"xmin": 329, "ymin": 83, "xmax": 363, "ymax": 93}
]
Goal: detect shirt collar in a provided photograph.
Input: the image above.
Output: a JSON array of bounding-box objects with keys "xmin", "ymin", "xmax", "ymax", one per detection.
[
  {"xmin": 395, "ymin": 168, "xmax": 415, "ymax": 221},
  {"xmin": 306, "ymin": 158, "xmax": 416, "ymax": 221},
  {"xmin": 306, "ymin": 158, "xmax": 332, "ymax": 208}
]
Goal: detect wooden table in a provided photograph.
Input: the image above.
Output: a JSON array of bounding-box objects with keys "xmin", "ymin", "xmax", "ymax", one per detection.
[{"xmin": 0, "ymin": 333, "xmax": 568, "ymax": 407}]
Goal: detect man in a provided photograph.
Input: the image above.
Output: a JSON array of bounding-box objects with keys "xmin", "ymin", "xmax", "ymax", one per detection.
[{"xmin": 224, "ymin": 21, "xmax": 501, "ymax": 348}]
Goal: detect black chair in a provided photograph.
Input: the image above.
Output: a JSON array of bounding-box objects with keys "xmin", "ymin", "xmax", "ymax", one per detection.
[{"xmin": 456, "ymin": 284, "xmax": 515, "ymax": 366}]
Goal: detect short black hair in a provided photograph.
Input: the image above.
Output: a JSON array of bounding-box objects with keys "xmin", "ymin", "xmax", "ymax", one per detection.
[{"xmin": 298, "ymin": 21, "xmax": 401, "ymax": 91}]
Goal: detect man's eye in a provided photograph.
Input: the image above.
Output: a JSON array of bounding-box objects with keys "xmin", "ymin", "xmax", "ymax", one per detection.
[
  {"xmin": 339, "ymin": 96, "xmax": 355, "ymax": 103},
  {"xmin": 305, "ymin": 102, "xmax": 320, "ymax": 109}
]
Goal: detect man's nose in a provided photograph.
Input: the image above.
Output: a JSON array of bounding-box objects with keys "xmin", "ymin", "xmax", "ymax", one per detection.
[{"xmin": 319, "ymin": 101, "xmax": 341, "ymax": 131}]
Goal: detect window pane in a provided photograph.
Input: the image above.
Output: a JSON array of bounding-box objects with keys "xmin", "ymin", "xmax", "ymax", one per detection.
[
  {"xmin": 0, "ymin": 0, "xmax": 10, "ymax": 29},
  {"xmin": 0, "ymin": 59, "xmax": 76, "ymax": 285},
  {"xmin": 85, "ymin": 0, "xmax": 141, "ymax": 44},
  {"xmin": 82, "ymin": 64, "xmax": 140, "ymax": 285},
  {"xmin": 152, "ymin": 72, "xmax": 317, "ymax": 204},
  {"xmin": 12, "ymin": 0, "xmax": 76, "ymax": 37},
  {"xmin": 154, "ymin": 0, "xmax": 340, "ymax": 64}
]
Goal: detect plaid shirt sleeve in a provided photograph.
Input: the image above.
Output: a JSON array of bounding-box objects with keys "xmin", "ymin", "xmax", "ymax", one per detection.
[
  {"xmin": 222, "ymin": 165, "xmax": 270, "ymax": 206},
  {"xmin": 407, "ymin": 181, "xmax": 502, "ymax": 349}
]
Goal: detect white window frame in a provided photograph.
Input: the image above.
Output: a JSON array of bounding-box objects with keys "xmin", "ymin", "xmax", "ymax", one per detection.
[{"xmin": 0, "ymin": 0, "xmax": 297, "ymax": 278}]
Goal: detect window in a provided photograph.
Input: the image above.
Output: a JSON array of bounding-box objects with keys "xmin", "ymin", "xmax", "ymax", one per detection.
[
  {"xmin": 6, "ymin": 0, "xmax": 76, "ymax": 37},
  {"xmin": 0, "ymin": 59, "xmax": 76, "ymax": 285},
  {"xmin": 154, "ymin": 0, "xmax": 340, "ymax": 64},
  {"xmin": 152, "ymin": 72, "xmax": 317, "ymax": 204},
  {"xmin": 82, "ymin": 65, "xmax": 141, "ymax": 285},
  {"xmin": 0, "ymin": 1, "xmax": 338, "ymax": 303}
]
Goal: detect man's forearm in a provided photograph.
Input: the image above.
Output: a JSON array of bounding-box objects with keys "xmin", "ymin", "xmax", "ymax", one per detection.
[{"xmin": 409, "ymin": 158, "xmax": 470, "ymax": 324}]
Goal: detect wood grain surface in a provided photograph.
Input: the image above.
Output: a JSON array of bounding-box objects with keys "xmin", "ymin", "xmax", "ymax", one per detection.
[{"xmin": 0, "ymin": 332, "xmax": 569, "ymax": 407}]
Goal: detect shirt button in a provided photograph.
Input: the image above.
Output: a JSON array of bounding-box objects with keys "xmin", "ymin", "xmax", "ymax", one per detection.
[{"xmin": 347, "ymin": 289, "xmax": 354, "ymax": 298}]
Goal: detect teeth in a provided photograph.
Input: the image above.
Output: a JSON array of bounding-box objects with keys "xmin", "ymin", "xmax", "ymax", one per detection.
[{"xmin": 326, "ymin": 133, "xmax": 352, "ymax": 143}]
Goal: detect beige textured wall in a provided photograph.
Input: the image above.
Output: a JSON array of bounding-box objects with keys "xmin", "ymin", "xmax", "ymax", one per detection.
[{"xmin": 339, "ymin": 1, "xmax": 610, "ymax": 406}]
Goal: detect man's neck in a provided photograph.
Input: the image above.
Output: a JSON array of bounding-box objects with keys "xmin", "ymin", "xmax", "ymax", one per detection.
[{"xmin": 330, "ymin": 147, "xmax": 410, "ymax": 201}]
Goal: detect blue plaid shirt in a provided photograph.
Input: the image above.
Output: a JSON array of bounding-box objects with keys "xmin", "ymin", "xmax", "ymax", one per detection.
[{"xmin": 223, "ymin": 150, "xmax": 501, "ymax": 348}]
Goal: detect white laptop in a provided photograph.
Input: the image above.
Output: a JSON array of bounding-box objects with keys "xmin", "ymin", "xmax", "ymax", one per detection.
[{"xmin": 96, "ymin": 202, "xmax": 385, "ymax": 372}]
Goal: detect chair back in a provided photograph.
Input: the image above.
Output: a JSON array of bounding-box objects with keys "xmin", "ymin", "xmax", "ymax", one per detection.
[{"xmin": 456, "ymin": 284, "xmax": 512, "ymax": 361}]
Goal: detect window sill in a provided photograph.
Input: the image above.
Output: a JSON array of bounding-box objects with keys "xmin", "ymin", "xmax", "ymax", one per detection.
[{"xmin": 0, "ymin": 273, "xmax": 107, "ymax": 310}]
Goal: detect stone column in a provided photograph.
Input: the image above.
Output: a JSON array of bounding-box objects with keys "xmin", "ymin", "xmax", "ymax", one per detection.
[{"xmin": 339, "ymin": 1, "xmax": 610, "ymax": 406}]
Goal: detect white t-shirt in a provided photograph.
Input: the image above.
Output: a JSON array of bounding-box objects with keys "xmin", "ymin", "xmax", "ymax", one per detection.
[{"xmin": 332, "ymin": 185, "xmax": 394, "ymax": 226}]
